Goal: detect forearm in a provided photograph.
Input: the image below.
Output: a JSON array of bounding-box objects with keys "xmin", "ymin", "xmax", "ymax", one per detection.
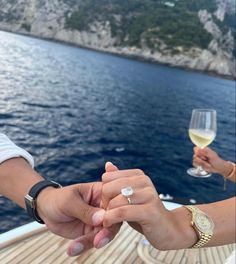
[
  {"xmin": 0, "ymin": 158, "xmax": 44, "ymax": 208},
  {"xmin": 171, "ymin": 197, "xmax": 236, "ymax": 249},
  {"xmin": 198, "ymin": 197, "xmax": 236, "ymax": 245}
]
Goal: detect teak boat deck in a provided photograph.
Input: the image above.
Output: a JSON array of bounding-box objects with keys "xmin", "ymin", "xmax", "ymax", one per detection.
[{"xmin": 0, "ymin": 222, "xmax": 235, "ymax": 264}]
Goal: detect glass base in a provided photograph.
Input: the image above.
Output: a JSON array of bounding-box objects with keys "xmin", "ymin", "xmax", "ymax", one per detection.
[{"xmin": 187, "ymin": 168, "xmax": 212, "ymax": 178}]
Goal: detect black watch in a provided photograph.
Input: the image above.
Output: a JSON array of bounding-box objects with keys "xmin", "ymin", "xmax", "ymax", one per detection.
[{"xmin": 24, "ymin": 180, "xmax": 62, "ymax": 224}]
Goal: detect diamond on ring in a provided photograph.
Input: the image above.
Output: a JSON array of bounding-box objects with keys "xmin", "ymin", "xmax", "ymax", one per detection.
[{"xmin": 121, "ymin": 186, "xmax": 134, "ymax": 197}]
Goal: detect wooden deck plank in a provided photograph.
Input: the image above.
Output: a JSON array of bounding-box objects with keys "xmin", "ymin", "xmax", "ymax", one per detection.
[
  {"xmin": 131, "ymin": 256, "xmax": 145, "ymax": 264},
  {"xmin": 82, "ymin": 223, "xmax": 137, "ymax": 264},
  {"xmin": 124, "ymin": 246, "xmax": 145, "ymax": 264},
  {"xmin": 8, "ymin": 234, "xmax": 56, "ymax": 264},
  {"xmin": 0, "ymin": 225, "xmax": 47, "ymax": 250},
  {"xmin": 0, "ymin": 232, "xmax": 51, "ymax": 263},
  {"xmin": 32, "ymin": 236, "xmax": 69, "ymax": 264},
  {"xmin": 156, "ymin": 248, "xmax": 168, "ymax": 261},
  {"xmin": 211, "ymin": 246, "xmax": 224, "ymax": 264},
  {"xmin": 0, "ymin": 231, "xmax": 47, "ymax": 261},
  {"xmin": 44, "ymin": 239, "xmax": 71, "ymax": 264},
  {"xmin": 164, "ymin": 249, "xmax": 178, "ymax": 263},
  {"xmin": 103, "ymin": 228, "xmax": 140, "ymax": 264},
  {"xmin": 0, "ymin": 223, "xmax": 235, "ymax": 264},
  {"xmin": 222, "ymin": 243, "xmax": 232, "ymax": 258},
  {"xmin": 0, "ymin": 240, "xmax": 30, "ymax": 261},
  {"xmin": 205, "ymin": 248, "xmax": 218, "ymax": 264},
  {"xmin": 19, "ymin": 234, "xmax": 63, "ymax": 264},
  {"xmin": 172, "ymin": 249, "xmax": 186, "ymax": 264}
]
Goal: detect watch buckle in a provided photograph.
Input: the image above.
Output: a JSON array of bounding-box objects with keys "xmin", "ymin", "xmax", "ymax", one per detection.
[{"xmin": 25, "ymin": 194, "xmax": 36, "ymax": 209}]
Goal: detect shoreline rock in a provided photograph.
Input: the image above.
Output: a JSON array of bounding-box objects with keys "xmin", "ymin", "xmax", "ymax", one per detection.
[
  {"xmin": 0, "ymin": 0, "xmax": 234, "ymax": 79},
  {"xmin": 1, "ymin": 28, "xmax": 234, "ymax": 81}
]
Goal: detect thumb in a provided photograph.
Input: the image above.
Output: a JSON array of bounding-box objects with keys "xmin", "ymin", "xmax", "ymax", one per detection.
[
  {"xmin": 105, "ymin": 161, "xmax": 119, "ymax": 172},
  {"xmin": 67, "ymin": 192, "xmax": 105, "ymax": 226}
]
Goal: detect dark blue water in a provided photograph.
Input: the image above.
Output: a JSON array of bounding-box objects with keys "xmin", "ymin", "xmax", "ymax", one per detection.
[{"xmin": 0, "ymin": 31, "xmax": 235, "ymax": 234}]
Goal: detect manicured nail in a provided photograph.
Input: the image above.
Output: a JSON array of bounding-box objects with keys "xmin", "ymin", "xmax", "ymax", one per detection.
[
  {"xmin": 70, "ymin": 242, "xmax": 84, "ymax": 256},
  {"xmin": 105, "ymin": 161, "xmax": 113, "ymax": 168},
  {"xmin": 97, "ymin": 238, "xmax": 110, "ymax": 249},
  {"xmin": 92, "ymin": 210, "xmax": 105, "ymax": 226}
]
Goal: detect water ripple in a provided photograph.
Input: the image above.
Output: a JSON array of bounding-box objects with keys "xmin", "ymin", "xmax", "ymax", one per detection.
[{"xmin": 0, "ymin": 30, "xmax": 235, "ymax": 233}]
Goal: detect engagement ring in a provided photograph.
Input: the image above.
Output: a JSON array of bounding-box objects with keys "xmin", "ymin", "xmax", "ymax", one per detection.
[{"xmin": 121, "ymin": 186, "xmax": 134, "ymax": 204}]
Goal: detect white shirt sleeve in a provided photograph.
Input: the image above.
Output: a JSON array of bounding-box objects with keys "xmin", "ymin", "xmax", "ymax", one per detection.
[{"xmin": 0, "ymin": 133, "xmax": 34, "ymax": 168}]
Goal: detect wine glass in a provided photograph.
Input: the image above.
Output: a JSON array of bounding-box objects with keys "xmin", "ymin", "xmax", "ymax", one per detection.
[{"xmin": 187, "ymin": 109, "xmax": 217, "ymax": 178}]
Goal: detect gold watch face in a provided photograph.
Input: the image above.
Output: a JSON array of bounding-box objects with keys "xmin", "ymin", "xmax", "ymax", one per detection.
[{"xmin": 195, "ymin": 213, "xmax": 214, "ymax": 233}]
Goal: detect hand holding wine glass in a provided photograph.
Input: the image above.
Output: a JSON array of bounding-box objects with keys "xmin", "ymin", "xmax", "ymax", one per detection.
[{"xmin": 187, "ymin": 109, "xmax": 217, "ymax": 178}]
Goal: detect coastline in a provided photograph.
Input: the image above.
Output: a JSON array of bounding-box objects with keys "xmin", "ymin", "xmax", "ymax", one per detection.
[{"xmin": 1, "ymin": 29, "xmax": 235, "ymax": 81}]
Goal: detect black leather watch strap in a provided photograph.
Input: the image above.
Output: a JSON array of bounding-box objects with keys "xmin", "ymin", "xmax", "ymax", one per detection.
[{"xmin": 24, "ymin": 180, "xmax": 62, "ymax": 224}]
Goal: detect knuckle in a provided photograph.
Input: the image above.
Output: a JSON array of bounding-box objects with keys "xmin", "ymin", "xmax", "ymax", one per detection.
[
  {"xmin": 134, "ymin": 169, "xmax": 144, "ymax": 175},
  {"xmin": 108, "ymin": 199, "xmax": 115, "ymax": 210},
  {"xmin": 145, "ymin": 187, "xmax": 157, "ymax": 200},
  {"xmin": 116, "ymin": 207, "xmax": 126, "ymax": 219},
  {"xmin": 102, "ymin": 172, "xmax": 108, "ymax": 182},
  {"xmin": 138, "ymin": 175, "xmax": 152, "ymax": 186}
]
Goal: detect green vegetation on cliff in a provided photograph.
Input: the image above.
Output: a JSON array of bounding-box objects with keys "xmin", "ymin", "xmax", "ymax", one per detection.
[{"xmin": 66, "ymin": 0, "xmax": 217, "ymax": 50}]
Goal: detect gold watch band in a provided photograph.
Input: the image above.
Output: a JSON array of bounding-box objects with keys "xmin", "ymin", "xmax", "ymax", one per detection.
[
  {"xmin": 192, "ymin": 232, "xmax": 213, "ymax": 248},
  {"xmin": 185, "ymin": 205, "xmax": 213, "ymax": 249},
  {"xmin": 185, "ymin": 205, "xmax": 201, "ymax": 214}
]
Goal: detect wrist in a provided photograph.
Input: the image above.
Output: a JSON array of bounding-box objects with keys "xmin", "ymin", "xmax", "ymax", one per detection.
[
  {"xmin": 24, "ymin": 180, "xmax": 61, "ymax": 224},
  {"xmin": 36, "ymin": 187, "xmax": 56, "ymax": 221},
  {"xmin": 220, "ymin": 160, "xmax": 233, "ymax": 178},
  {"xmin": 167, "ymin": 207, "xmax": 198, "ymax": 249}
]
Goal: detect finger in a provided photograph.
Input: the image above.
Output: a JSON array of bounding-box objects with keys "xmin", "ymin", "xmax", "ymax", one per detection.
[
  {"xmin": 65, "ymin": 192, "xmax": 106, "ymax": 226},
  {"xmin": 195, "ymin": 147, "xmax": 212, "ymax": 158},
  {"xmin": 103, "ymin": 205, "xmax": 146, "ymax": 228},
  {"xmin": 67, "ymin": 230, "xmax": 98, "ymax": 256},
  {"xmin": 193, "ymin": 154, "xmax": 208, "ymax": 161},
  {"xmin": 194, "ymin": 146, "xmax": 205, "ymax": 156},
  {"xmin": 93, "ymin": 223, "xmax": 122, "ymax": 249},
  {"xmin": 102, "ymin": 169, "xmax": 144, "ymax": 183},
  {"xmin": 101, "ymin": 162, "xmax": 119, "ymax": 209},
  {"xmin": 193, "ymin": 157, "xmax": 212, "ymax": 171},
  {"xmin": 193, "ymin": 146, "xmax": 200, "ymax": 154},
  {"xmin": 193, "ymin": 156, "xmax": 211, "ymax": 167},
  {"xmin": 107, "ymin": 188, "xmax": 157, "ymax": 210},
  {"xmin": 105, "ymin": 161, "xmax": 119, "ymax": 172},
  {"xmin": 103, "ymin": 175, "xmax": 153, "ymax": 202}
]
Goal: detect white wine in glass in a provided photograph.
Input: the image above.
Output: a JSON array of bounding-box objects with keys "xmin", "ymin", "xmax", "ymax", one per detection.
[{"xmin": 187, "ymin": 109, "xmax": 217, "ymax": 178}]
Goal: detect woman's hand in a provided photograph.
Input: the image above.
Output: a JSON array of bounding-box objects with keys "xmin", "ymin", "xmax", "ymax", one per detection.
[
  {"xmin": 193, "ymin": 147, "xmax": 232, "ymax": 177},
  {"xmin": 101, "ymin": 168, "xmax": 194, "ymax": 250}
]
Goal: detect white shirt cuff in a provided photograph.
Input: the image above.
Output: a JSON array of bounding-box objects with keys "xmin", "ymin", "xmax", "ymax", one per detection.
[{"xmin": 0, "ymin": 133, "xmax": 34, "ymax": 168}]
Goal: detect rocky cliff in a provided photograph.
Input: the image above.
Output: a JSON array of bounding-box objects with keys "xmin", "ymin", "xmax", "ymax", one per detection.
[{"xmin": 0, "ymin": 0, "xmax": 235, "ymax": 78}]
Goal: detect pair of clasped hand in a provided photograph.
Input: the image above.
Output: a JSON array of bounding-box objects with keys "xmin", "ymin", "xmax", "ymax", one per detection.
[{"xmin": 37, "ymin": 161, "xmax": 164, "ymax": 257}]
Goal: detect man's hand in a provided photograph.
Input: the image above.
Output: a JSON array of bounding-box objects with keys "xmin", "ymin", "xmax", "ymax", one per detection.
[
  {"xmin": 0, "ymin": 157, "xmax": 121, "ymax": 257},
  {"xmin": 37, "ymin": 181, "xmax": 121, "ymax": 256}
]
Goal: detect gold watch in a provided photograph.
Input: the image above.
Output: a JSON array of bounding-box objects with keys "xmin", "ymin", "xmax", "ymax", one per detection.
[{"xmin": 184, "ymin": 205, "xmax": 214, "ymax": 248}]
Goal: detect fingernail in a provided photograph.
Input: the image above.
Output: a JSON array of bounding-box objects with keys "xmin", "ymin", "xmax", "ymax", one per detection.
[
  {"xmin": 97, "ymin": 238, "xmax": 110, "ymax": 249},
  {"xmin": 105, "ymin": 161, "xmax": 113, "ymax": 168},
  {"xmin": 70, "ymin": 242, "xmax": 84, "ymax": 256},
  {"xmin": 92, "ymin": 210, "xmax": 105, "ymax": 226}
]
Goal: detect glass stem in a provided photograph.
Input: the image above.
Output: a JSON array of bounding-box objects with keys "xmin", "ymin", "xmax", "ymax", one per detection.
[{"xmin": 196, "ymin": 166, "xmax": 203, "ymax": 173}]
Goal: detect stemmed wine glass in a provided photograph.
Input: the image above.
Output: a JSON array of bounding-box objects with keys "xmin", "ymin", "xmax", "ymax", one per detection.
[{"xmin": 187, "ymin": 109, "xmax": 217, "ymax": 178}]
